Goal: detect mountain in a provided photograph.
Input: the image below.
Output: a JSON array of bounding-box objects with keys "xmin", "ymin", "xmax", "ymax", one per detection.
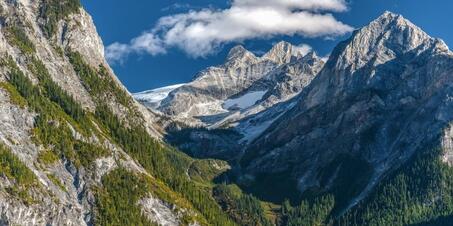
[
  {"xmin": 0, "ymin": 1, "xmax": 237, "ymax": 225},
  {"xmin": 3, "ymin": 2, "xmax": 453, "ymax": 225},
  {"xmin": 151, "ymin": 41, "xmax": 321, "ymax": 120},
  {"xmin": 136, "ymin": 42, "xmax": 325, "ymax": 153},
  {"xmin": 240, "ymin": 11, "xmax": 453, "ymax": 216},
  {"xmin": 136, "ymin": 11, "xmax": 453, "ymax": 225},
  {"xmin": 135, "ymin": 42, "xmax": 325, "ymax": 161}
]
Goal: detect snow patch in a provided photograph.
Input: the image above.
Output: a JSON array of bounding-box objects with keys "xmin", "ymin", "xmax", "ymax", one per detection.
[
  {"xmin": 224, "ymin": 91, "xmax": 267, "ymax": 110},
  {"xmin": 240, "ymin": 119, "xmax": 276, "ymax": 143},
  {"xmin": 133, "ymin": 84, "xmax": 185, "ymax": 106},
  {"xmin": 180, "ymin": 100, "xmax": 227, "ymax": 118}
]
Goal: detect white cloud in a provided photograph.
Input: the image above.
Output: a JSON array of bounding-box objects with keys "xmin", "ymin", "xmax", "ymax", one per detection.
[
  {"xmin": 321, "ymin": 54, "xmax": 331, "ymax": 62},
  {"xmin": 233, "ymin": 0, "xmax": 348, "ymax": 12},
  {"xmin": 292, "ymin": 44, "xmax": 313, "ymax": 56},
  {"xmin": 106, "ymin": 0, "xmax": 353, "ymax": 63},
  {"xmin": 106, "ymin": 33, "xmax": 166, "ymax": 63},
  {"xmin": 105, "ymin": 43, "xmax": 130, "ymax": 64}
]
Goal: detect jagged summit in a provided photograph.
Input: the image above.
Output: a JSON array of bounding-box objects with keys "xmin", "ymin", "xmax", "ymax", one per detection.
[
  {"xmin": 241, "ymin": 11, "xmax": 453, "ymax": 215},
  {"xmin": 332, "ymin": 11, "xmax": 437, "ymax": 72},
  {"xmin": 263, "ymin": 41, "xmax": 296, "ymax": 64},
  {"xmin": 226, "ymin": 45, "xmax": 257, "ymax": 62},
  {"xmin": 380, "ymin": 10, "xmax": 401, "ymax": 20},
  {"xmin": 372, "ymin": 11, "xmax": 428, "ymax": 39},
  {"xmin": 227, "ymin": 41, "xmax": 307, "ymax": 64},
  {"xmin": 153, "ymin": 40, "xmax": 323, "ymax": 118},
  {"xmin": 226, "ymin": 41, "xmax": 315, "ymax": 66},
  {"xmin": 299, "ymin": 51, "xmax": 320, "ymax": 64}
]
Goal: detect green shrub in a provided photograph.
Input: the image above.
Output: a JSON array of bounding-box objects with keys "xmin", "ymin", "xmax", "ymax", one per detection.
[
  {"xmin": 0, "ymin": 143, "xmax": 38, "ymax": 205},
  {"xmin": 37, "ymin": 150, "xmax": 59, "ymax": 165},
  {"xmin": 47, "ymin": 173, "xmax": 67, "ymax": 192},
  {"xmin": 47, "ymin": 174, "xmax": 68, "ymax": 192},
  {"xmin": 187, "ymin": 159, "xmax": 230, "ymax": 182},
  {"xmin": 39, "ymin": 0, "xmax": 81, "ymax": 37},
  {"xmin": 0, "ymin": 144, "xmax": 37, "ymax": 186},
  {"xmin": 3, "ymin": 57, "xmax": 39, "ymax": 100},
  {"xmin": 28, "ymin": 58, "xmax": 86, "ymax": 124},
  {"xmin": 281, "ymin": 196, "xmax": 335, "ymax": 226},
  {"xmin": 4, "ymin": 26, "xmax": 35, "ymax": 54},
  {"xmin": 94, "ymin": 168, "xmax": 156, "ymax": 226},
  {"xmin": 0, "ymin": 82, "xmax": 27, "ymax": 108},
  {"xmin": 214, "ymin": 184, "xmax": 273, "ymax": 226},
  {"xmin": 73, "ymin": 141, "xmax": 108, "ymax": 168},
  {"xmin": 67, "ymin": 51, "xmax": 131, "ymax": 106}
]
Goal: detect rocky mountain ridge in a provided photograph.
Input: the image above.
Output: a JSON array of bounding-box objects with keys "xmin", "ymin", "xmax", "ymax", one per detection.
[
  {"xmin": 0, "ymin": 1, "xmax": 233, "ymax": 225},
  {"xmin": 154, "ymin": 41, "xmax": 321, "ymax": 118},
  {"xmin": 240, "ymin": 11, "xmax": 453, "ymax": 209},
  {"xmin": 136, "ymin": 41, "xmax": 325, "ymax": 149}
]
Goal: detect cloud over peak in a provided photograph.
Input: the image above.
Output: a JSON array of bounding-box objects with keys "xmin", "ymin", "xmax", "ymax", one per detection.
[
  {"xmin": 234, "ymin": 0, "xmax": 348, "ymax": 12},
  {"xmin": 106, "ymin": 0, "xmax": 353, "ymax": 63}
]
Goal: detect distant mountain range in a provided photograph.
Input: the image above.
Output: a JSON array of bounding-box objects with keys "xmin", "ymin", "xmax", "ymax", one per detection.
[{"xmin": 135, "ymin": 41, "xmax": 325, "ymax": 144}]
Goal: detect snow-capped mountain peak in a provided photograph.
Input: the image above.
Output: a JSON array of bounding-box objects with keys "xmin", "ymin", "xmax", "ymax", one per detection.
[
  {"xmin": 152, "ymin": 41, "xmax": 323, "ymax": 119},
  {"xmin": 135, "ymin": 41, "xmax": 325, "ymax": 141}
]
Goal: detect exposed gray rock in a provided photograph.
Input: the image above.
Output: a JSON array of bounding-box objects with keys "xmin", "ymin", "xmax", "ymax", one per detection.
[
  {"xmin": 137, "ymin": 42, "xmax": 325, "ymax": 155},
  {"xmin": 0, "ymin": 0, "xmax": 186, "ymax": 225},
  {"xmin": 139, "ymin": 196, "xmax": 180, "ymax": 226},
  {"xmin": 241, "ymin": 11, "xmax": 453, "ymax": 210},
  {"xmin": 156, "ymin": 41, "xmax": 314, "ymax": 119},
  {"xmin": 0, "ymin": 77, "xmax": 87, "ymax": 226}
]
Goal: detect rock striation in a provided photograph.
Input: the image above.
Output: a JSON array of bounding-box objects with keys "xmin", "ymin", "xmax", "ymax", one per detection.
[{"xmin": 240, "ymin": 11, "xmax": 453, "ymax": 208}]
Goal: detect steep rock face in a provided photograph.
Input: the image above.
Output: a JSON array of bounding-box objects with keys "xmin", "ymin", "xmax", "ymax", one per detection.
[
  {"xmin": 262, "ymin": 41, "xmax": 298, "ymax": 65},
  {"xmin": 157, "ymin": 41, "xmax": 310, "ymax": 118},
  {"xmin": 137, "ymin": 43, "xmax": 325, "ymax": 158},
  {"xmin": 207, "ymin": 52, "xmax": 325, "ymax": 144},
  {"xmin": 0, "ymin": 0, "xmax": 207, "ymax": 225},
  {"xmin": 240, "ymin": 12, "xmax": 453, "ymax": 208},
  {"xmin": 136, "ymin": 44, "xmax": 324, "ymax": 162},
  {"xmin": 0, "ymin": 87, "xmax": 89, "ymax": 226},
  {"xmin": 260, "ymin": 52, "xmax": 325, "ymax": 107}
]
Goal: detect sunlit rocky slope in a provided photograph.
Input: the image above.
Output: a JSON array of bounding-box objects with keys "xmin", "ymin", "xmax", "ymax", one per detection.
[{"xmin": 0, "ymin": 1, "xmax": 235, "ymax": 225}]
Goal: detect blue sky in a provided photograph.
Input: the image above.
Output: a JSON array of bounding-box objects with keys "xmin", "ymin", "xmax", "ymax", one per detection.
[{"xmin": 81, "ymin": 0, "xmax": 453, "ymax": 93}]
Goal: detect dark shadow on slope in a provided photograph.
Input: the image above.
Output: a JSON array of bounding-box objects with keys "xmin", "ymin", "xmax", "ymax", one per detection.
[
  {"xmin": 233, "ymin": 38, "xmax": 453, "ymax": 218},
  {"xmin": 238, "ymin": 170, "xmax": 303, "ymax": 205},
  {"xmin": 409, "ymin": 215, "xmax": 453, "ymax": 226},
  {"xmin": 213, "ymin": 153, "xmax": 374, "ymax": 212},
  {"xmin": 164, "ymin": 127, "xmax": 243, "ymax": 161},
  {"xmin": 194, "ymin": 111, "xmax": 234, "ymax": 125}
]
